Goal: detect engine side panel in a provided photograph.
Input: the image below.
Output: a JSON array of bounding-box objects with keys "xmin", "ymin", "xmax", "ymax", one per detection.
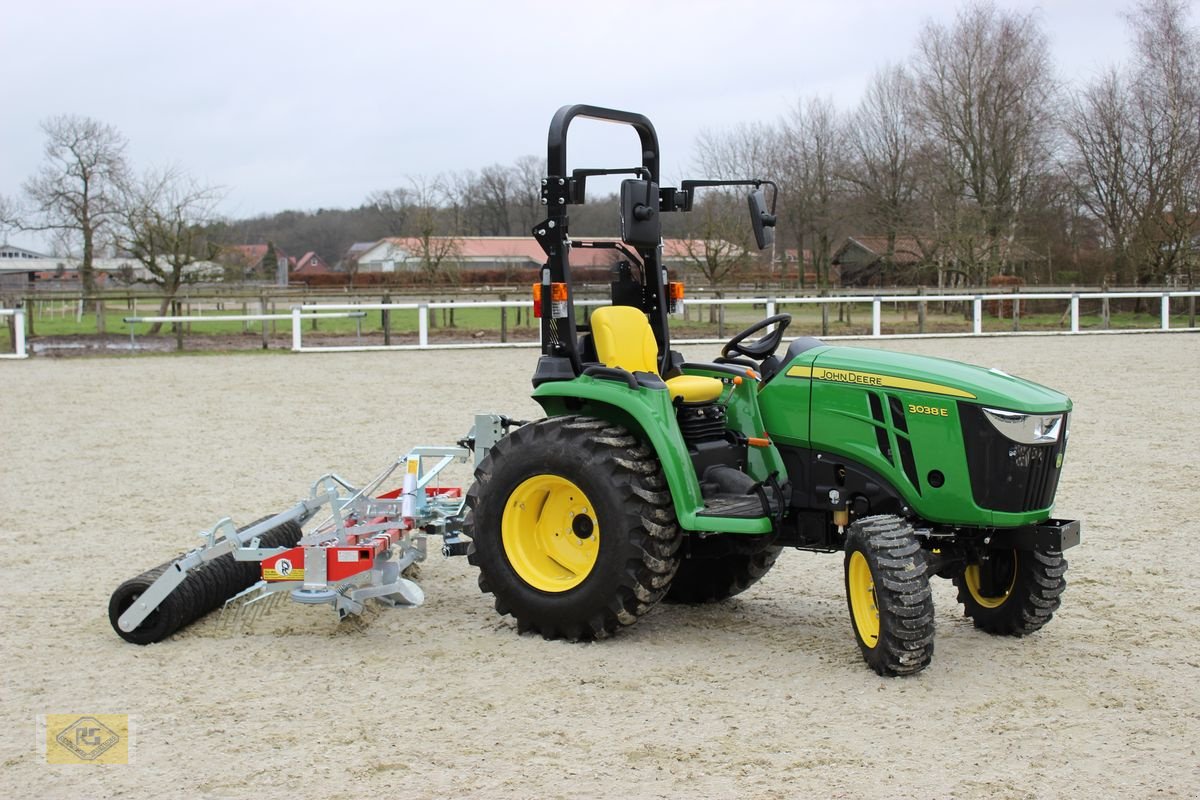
[{"xmin": 759, "ymin": 344, "xmax": 1071, "ymax": 527}]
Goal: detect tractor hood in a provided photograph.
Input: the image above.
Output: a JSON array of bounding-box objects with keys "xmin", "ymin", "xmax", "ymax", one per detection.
[{"xmin": 803, "ymin": 346, "xmax": 1072, "ymax": 413}]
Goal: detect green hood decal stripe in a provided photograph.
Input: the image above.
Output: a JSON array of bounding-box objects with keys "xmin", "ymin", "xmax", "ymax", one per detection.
[{"xmin": 787, "ymin": 364, "xmax": 977, "ymax": 399}]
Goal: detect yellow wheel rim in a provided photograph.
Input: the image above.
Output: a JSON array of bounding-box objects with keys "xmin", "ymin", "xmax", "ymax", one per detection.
[
  {"xmin": 502, "ymin": 475, "xmax": 600, "ymax": 592},
  {"xmin": 848, "ymin": 550, "xmax": 880, "ymax": 647},
  {"xmin": 964, "ymin": 551, "xmax": 1018, "ymax": 609}
]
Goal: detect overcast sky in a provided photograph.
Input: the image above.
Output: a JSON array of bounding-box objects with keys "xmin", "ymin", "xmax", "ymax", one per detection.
[{"xmin": 0, "ymin": 0, "xmax": 1157, "ymax": 249}]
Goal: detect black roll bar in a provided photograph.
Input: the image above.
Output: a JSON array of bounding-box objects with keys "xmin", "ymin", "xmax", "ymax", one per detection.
[{"xmin": 547, "ymin": 105, "xmax": 661, "ymax": 184}]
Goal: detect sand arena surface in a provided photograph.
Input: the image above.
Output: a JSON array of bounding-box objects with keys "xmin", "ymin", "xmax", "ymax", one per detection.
[{"xmin": 1, "ymin": 333, "xmax": 1198, "ymax": 798}]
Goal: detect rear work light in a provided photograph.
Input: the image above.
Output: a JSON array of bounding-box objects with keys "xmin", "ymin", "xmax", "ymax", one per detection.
[{"xmin": 532, "ymin": 282, "xmax": 569, "ymax": 319}]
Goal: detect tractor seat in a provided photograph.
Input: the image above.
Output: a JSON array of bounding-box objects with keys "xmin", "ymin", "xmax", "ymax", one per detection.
[{"xmin": 590, "ymin": 306, "xmax": 724, "ymax": 404}]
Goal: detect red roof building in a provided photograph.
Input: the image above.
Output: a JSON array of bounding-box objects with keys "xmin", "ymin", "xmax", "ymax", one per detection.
[{"xmin": 290, "ymin": 251, "xmax": 333, "ymax": 277}]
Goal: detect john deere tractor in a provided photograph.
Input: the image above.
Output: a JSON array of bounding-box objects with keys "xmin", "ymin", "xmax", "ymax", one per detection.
[{"xmin": 465, "ymin": 105, "xmax": 1079, "ymax": 676}]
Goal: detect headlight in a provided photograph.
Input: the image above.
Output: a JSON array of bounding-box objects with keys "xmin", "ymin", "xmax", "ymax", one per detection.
[{"xmin": 982, "ymin": 408, "xmax": 1064, "ymax": 444}]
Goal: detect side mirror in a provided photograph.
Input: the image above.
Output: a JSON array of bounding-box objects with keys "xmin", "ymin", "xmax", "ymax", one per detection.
[
  {"xmin": 620, "ymin": 179, "xmax": 661, "ymax": 247},
  {"xmin": 748, "ymin": 188, "xmax": 776, "ymax": 249}
]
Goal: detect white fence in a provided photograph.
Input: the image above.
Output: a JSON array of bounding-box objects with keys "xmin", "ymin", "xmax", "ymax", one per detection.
[
  {"xmin": 121, "ymin": 311, "xmax": 367, "ymax": 350},
  {"xmin": 292, "ymin": 290, "xmax": 1200, "ymax": 353},
  {"xmin": 3, "ymin": 292, "xmax": 1198, "ymax": 359},
  {"xmin": 0, "ymin": 308, "xmax": 27, "ymax": 359}
]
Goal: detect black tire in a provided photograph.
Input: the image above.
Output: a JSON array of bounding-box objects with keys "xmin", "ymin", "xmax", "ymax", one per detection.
[
  {"xmin": 109, "ymin": 566, "xmax": 178, "ymax": 645},
  {"xmin": 952, "ymin": 547, "xmax": 1067, "ymax": 636},
  {"xmin": 843, "ymin": 515, "xmax": 935, "ymax": 676},
  {"xmin": 465, "ymin": 415, "xmax": 682, "ymax": 640},
  {"xmin": 665, "ymin": 538, "xmax": 783, "ymax": 604},
  {"xmin": 109, "ymin": 518, "xmax": 302, "ymax": 645}
]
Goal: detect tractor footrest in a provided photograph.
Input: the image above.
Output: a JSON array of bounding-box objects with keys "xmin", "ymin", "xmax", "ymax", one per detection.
[{"xmin": 696, "ymin": 493, "xmax": 772, "ymax": 520}]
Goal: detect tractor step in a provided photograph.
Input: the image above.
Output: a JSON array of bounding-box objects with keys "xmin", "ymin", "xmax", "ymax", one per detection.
[{"xmin": 696, "ymin": 492, "xmax": 772, "ymax": 519}]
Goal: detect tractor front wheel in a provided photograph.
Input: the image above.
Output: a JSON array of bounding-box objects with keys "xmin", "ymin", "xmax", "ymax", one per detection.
[
  {"xmin": 953, "ymin": 547, "xmax": 1067, "ymax": 635},
  {"xmin": 465, "ymin": 416, "xmax": 682, "ymax": 640},
  {"xmin": 843, "ymin": 515, "xmax": 935, "ymax": 676}
]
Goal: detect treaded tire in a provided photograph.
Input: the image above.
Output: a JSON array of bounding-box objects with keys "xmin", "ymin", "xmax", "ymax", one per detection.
[
  {"xmin": 843, "ymin": 515, "xmax": 934, "ymax": 676},
  {"xmin": 465, "ymin": 415, "xmax": 682, "ymax": 640},
  {"xmin": 109, "ymin": 518, "xmax": 302, "ymax": 645},
  {"xmin": 952, "ymin": 547, "xmax": 1067, "ymax": 636},
  {"xmin": 665, "ymin": 541, "xmax": 783, "ymax": 604}
]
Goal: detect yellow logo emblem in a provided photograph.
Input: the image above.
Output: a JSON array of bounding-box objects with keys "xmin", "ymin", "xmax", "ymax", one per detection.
[{"xmin": 43, "ymin": 714, "xmax": 131, "ymax": 764}]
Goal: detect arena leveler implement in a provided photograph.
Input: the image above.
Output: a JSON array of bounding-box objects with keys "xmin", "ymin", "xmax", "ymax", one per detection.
[{"xmin": 108, "ymin": 415, "xmax": 515, "ymax": 644}]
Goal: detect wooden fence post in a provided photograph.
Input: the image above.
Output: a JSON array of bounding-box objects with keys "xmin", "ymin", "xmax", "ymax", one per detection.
[
  {"xmin": 382, "ymin": 292, "xmax": 391, "ymax": 346},
  {"xmin": 500, "ymin": 293, "xmax": 508, "ymax": 343},
  {"xmin": 173, "ymin": 301, "xmax": 184, "ymax": 351}
]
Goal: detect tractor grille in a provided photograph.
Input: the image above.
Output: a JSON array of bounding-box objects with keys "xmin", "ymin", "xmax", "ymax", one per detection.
[
  {"xmin": 958, "ymin": 403, "xmax": 1068, "ymax": 513},
  {"xmin": 869, "ymin": 392, "xmax": 921, "ymax": 495}
]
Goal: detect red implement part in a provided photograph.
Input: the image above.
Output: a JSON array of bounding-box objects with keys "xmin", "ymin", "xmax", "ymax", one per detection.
[
  {"xmin": 261, "ymin": 541, "xmax": 392, "ymax": 583},
  {"xmin": 262, "ymin": 547, "xmax": 305, "ymax": 581},
  {"xmin": 325, "ymin": 546, "xmax": 377, "ymax": 581},
  {"xmin": 259, "ymin": 484, "xmax": 462, "ymax": 583},
  {"xmin": 374, "ymin": 487, "xmax": 463, "ymax": 500}
]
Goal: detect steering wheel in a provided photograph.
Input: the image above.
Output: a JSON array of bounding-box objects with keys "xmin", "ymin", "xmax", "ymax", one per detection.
[{"xmin": 720, "ymin": 313, "xmax": 792, "ymax": 363}]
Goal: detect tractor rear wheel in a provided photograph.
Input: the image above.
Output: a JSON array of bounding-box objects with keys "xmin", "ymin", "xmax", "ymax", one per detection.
[
  {"xmin": 843, "ymin": 515, "xmax": 935, "ymax": 676},
  {"xmin": 953, "ymin": 547, "xmax": 1067, "ymax": 635},
  {"xmin": 665, "ymin": 537, "xmax": 782, "ymax": 603},
  {"xmin": 465, "ymin": 415, "xmax": 682, "ymax": 640}
]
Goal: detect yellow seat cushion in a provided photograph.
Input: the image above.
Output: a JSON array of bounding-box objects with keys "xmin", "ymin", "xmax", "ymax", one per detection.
[
  {"xmin": 590, "ymin": 305, "xmax": 723, "ymax": 403},
  {"xmin": 666, "ymin": 374, "xmax": 725, "ymax": 404}
]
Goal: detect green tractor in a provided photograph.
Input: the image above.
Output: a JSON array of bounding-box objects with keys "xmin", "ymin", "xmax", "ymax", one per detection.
[{"xmin": 465, "ymin": 105, "xmax": 1079, "ymax": 676}]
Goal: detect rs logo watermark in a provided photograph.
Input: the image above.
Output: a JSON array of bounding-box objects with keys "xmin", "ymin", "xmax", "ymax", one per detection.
[{"xmin": 38, "ymin": 714, "xmax": 133, "ymax": 764}]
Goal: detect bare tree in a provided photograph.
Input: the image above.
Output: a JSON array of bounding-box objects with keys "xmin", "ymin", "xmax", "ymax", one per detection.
[
  {"xmin": 912, "ymin": 1, "xmax": 1056, "ymax": 282},
  {"xmin": 12, "ymin": 115, "xmax": 130, "ymax": 297},
  {"xmin": 441, "ymin": 170, "xmax": 474, "ymax": 236},
  {"xmin": 510, "ymin": 155, "xmax": 547, "ymax": 233},
  {"xmin": 694, "ymin": 121, "xmax": 778, "ymax": 180},
  {"xmin": 113, "ymin": 167, "xmax": 223, "ymax": 332},
  {"xmin": 780, "ymin": 96, "xmax": 845, "ymax": 287},
  {"xmin": 402, "ymin": 175, "xmax": 461, "ymax": 285},
  {"xmin": 693, "ymin": 122, "xmax": 784, "ymax": 271},
  {"xmin": 475, "ymin": 164, "xmax": 515, "ymax": 235},
  {"xmin": 367, "ymin": 186, "xmax": 414, "ymax": 236},
  {"xmin": 843, "ymin": 65, "xmax": 921, "ymax": 274},
  {"xmin": 1065, "ymin": 0, "xmax": 1200, "ymax": 286},
  {"xmin": 0, "ymin": 195, "xmax": 17, "ymax": 239},
  {"xmin": 678, "ymin": 193, "xmax": 754, "ymax": 320},
  {"xmin": 1064, "ymin": 68, "xmax": 1137, "ymax": 282},
  {"xmin": 1126, "ymin": 0, "xmax": 1200, "ymax": 284}
]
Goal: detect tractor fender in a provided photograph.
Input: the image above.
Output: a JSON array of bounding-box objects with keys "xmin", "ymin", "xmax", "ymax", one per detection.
[{"xmin": 531, "ymin": 375, "xmax": 713, "ymax": 530}]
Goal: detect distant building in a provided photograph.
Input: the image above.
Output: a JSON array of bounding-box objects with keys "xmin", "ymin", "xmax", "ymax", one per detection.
[
  {"xmin": 353, "ymin": 236, "xmax": 736, "ymax": 274},
  {"xmin": 0, "ymin": 242, "xmax": 50, "ymax": 261},
  {"xmin": 338, "ymin": 242, "xmax": 376, "ymax": 273},
  {"xmin": 833, "ymin": 236, "xmax": 928, "ymax": 287},
  {"xmin": 833, "ymin": 235, "xmax": 1047, "ymax": 287},
  {"xmin": 220, "ymin": 244, "xmax": 290, "ymax": 280},
  {"xmin": 0, "ymin": 243, "xmax": 50, "ymax": 288},
  {"xmin": 289, "ymin": 251, "xmax": 333, "ymax": 277},
  {"xmin": 355, "ymin": 237, "xmax": 619, "ymax": 273}
]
